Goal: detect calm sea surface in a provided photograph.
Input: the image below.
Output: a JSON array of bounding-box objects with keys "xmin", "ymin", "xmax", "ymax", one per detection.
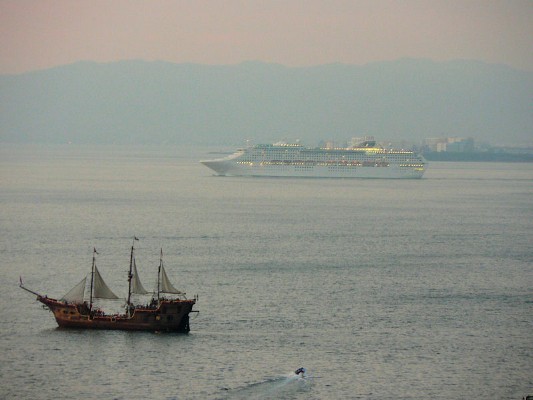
[{"xmin": 0, "ymin": 144, "xmax": 532, "ymax": 399}]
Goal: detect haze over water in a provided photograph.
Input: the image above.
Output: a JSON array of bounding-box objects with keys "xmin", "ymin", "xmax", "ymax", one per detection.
[{"xmin": 0, "ymin": 144, "xmax": 531, "ymax": 399}]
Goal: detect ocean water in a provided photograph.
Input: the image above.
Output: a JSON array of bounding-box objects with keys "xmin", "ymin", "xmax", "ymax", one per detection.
[{"xmin": 0, "ymin": 144, "xmax": 531, "ymax": 400}]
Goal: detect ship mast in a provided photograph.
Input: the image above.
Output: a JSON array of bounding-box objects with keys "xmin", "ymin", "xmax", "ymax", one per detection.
[
  {"xmin": 157, "ymin": 248, "xmax": 162, "ymax": 303},
  {"xmin": 127, "ymin": 236, "xmax": 139, "ymax": 308},
  {"xmin": 89, "ymin": 247, "xmax": 97, "ymax": 311}
]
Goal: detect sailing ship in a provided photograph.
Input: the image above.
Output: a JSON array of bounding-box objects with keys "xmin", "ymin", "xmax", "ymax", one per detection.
[{"xmin": 20, "ymin": 240, "xmax": 197, "ymax": 332}]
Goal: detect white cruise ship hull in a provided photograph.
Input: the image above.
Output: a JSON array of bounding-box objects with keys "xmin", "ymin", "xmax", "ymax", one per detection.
[
  {"xmin": 201, "ymin": 159, "xmax": 424, "ymax": 179},
  {"xmin": 201, "ymin": 142, "xmax": 426, "ymax": 179}
]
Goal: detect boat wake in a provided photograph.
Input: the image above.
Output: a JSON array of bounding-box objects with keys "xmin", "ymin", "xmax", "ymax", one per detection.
[{"xmin": 220, "ymin": 372, "xmax": 312, "ymax": 399}]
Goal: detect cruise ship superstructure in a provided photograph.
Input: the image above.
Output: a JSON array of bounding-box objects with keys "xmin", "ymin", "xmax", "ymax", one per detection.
[{"xmin": 201, "ymin": 139, "xmax": 426, "ymax": 179}]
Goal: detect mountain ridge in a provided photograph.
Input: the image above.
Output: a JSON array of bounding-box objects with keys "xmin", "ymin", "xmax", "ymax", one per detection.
[{"xmin": 1, "ymin": 59, "xmax": 531, "ymax": 146}]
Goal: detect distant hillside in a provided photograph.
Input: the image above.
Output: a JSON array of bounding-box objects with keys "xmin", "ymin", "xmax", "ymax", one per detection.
[{"xmin": 1, "ymin": 59, "xmax": 531, "ymax": 145}]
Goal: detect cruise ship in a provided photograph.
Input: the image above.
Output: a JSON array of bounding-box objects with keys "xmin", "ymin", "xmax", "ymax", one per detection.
[{"xmin": 201, "ymin": 139, "xmax": 427, "ymax": 179}]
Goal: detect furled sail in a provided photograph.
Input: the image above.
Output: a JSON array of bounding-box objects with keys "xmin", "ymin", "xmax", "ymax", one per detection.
[
  {"xmin": 131, "ymin": 260, "xmax": 148, "ymax": 295},
  {"xmin": 60, "ymin": 277, "xmax": 87, "ymax": 303},
  {"xmin": 160, "ymin": 265, "xmax": 184, "ymax": 294},
  {"xmin": 93, "ymin": 266, "xmax": 119, "ymax": 299}
]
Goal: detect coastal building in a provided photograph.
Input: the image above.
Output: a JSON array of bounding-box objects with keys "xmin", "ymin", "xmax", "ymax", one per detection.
[{"xmin": 424, "ymin": 137, "xmax": 475, "ymax": 153}]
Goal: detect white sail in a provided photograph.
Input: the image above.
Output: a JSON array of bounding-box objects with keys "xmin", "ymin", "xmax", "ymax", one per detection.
[
  {"xmin": 93, "ymin": 266, "xmax": 119, "ymax": 299},
  {"xmin": 131, "ymin": 260, "xmax": 148, "ymax": 295},
  {"xmin": 60, "ymin": 277, "xmax": 87, "ymax": 303},
  {"xmin": 160, "ymin": 265, "xmax": 184, "ymax": 295}
]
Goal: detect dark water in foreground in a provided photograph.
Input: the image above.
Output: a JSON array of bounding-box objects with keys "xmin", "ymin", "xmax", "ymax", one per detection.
[{"xmin": 0, "ymin": 145, "xmax": 532, "ymax": 399}]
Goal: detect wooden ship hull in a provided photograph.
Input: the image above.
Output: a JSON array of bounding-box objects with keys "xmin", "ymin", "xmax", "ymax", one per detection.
[{"xmin": 37, "ymin": 296, "xmax": 196, "ymax": 332}]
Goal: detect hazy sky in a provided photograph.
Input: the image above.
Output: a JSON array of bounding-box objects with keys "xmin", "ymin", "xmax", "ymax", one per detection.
[{"xmin": 1, "ymin": 0, "xmax": 532, "ymax": 74}]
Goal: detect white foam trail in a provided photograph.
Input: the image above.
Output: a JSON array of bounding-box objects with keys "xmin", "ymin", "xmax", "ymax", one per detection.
[{"xmin": 222, "ymin": 371, "xmax": 312, "ymax": 399}]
